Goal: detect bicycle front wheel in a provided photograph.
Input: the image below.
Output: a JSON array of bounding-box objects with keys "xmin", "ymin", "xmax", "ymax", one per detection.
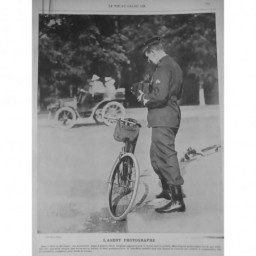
[{"xmin": 107, "ymin": 153, "xmax": 140, "ymax": 221}]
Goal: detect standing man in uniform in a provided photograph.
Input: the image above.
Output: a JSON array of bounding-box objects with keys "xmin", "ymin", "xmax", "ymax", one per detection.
[{"xmin": 137, "ymin": 37, "xmax": 186, "ymax": 213}]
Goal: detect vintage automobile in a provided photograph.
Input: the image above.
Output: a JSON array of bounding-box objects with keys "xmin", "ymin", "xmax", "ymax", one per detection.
[{"xmin": 47, "ymin": 87, "xmax": 126, "ymax": 129}]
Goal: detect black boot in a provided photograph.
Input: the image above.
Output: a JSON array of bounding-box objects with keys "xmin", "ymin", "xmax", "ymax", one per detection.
[
  {"xmin": 155, "ymin": 185, "xmax": 186, "ymax": 213},
  {"xmin": 156, "ymin": 179, "xmax": 172, "ymax": 200}
]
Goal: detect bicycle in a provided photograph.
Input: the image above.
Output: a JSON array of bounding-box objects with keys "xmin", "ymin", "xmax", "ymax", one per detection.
[
  {"xmin": 107, "ymin": 118, "xmax": 141, "ymax": 221},
  {"xmin": 180, "ymin": 144, "xmax": 221, "ymax": 162}
]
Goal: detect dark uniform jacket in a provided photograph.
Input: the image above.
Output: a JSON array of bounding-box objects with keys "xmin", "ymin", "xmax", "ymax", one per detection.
[{"xmin": 144, "ymin": 55, "xmax": 183, "ymax": 128}]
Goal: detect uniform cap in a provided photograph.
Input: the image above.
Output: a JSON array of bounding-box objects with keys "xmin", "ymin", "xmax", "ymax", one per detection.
[{"xmin": 141, "ymin": 36, "xmax": 162, "ymax": 53}]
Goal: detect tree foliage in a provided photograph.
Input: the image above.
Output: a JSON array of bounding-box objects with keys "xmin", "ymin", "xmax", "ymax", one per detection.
[{"xmin": 38, "ymin": 13, "xmax": 219, "ymax": 109}]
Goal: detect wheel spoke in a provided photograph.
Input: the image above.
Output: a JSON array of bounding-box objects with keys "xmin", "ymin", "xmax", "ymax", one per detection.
[
  {"xmin": 102, "ymin": 102, "xmax": 125, "ymax": 126},
  {"xmin": 55, "ymin": 108, "xmax": 75, "ymax": 128},
  {"xmin": 108, "ymin": 155, "xmax": 138, "ymax": 219}
]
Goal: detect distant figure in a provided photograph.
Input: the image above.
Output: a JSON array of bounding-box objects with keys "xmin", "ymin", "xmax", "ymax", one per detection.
[
  {"xmin": 69, "ymin": 84, "xmax": 75, "ymax": 98},
  {"xmin": 77, "ymin": 82, "xmax": 92, "ymax": 110},
  {"xmin": 203, "ymin": 71, "xmax": 219, "ymax": 105},
  {"xmin": 89, "ymin": 74, "xmax": 106, "ymax": 96},
  {"xmin": 104, "ymin": 77, "xmax": 116, "ymax": 100}
]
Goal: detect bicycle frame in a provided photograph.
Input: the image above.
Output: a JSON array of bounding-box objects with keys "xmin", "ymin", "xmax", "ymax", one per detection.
[{"xmin": 107, "ymin": 118, "xmax": 141, "ymax": 221}]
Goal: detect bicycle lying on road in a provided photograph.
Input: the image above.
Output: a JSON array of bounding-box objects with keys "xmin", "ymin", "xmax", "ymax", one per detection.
[
  {"xmin": 107, "ymin": 118, "xmax": 141, "ymax": 221},
  {"xmin": 180, "ymin": 144, "xmax": 221, "ymax": 162}
]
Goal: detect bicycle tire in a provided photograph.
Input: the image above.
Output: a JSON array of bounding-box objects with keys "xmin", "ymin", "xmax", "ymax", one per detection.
[{"xmin": 107, "ymin": 153, "xmax": 140, "ymax": 221}]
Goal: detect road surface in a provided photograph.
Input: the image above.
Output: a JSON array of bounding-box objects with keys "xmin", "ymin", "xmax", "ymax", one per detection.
[{"xmin": 36, "ymin": 105, "xmax": 223, "ymax": 234}]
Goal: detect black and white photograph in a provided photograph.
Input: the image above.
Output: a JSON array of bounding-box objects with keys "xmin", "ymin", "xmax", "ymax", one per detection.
[{"xmin": 33, "ymin": 0, "xmax": 224, "ymax": 255}]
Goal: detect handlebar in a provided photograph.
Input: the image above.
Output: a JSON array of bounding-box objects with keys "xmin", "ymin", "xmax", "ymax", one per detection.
[
  {"xmin": 105, "ymin": 117, "xmax": 141, "ymax": 127},
  {"xmin": 120, "ymin": 118, "xmax": 142, "ymax": 128}
]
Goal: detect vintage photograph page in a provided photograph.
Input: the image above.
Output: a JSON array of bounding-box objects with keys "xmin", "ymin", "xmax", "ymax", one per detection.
[{"xmin": 33, "ymin": 0, "xmax": 224, "ymax": 255}]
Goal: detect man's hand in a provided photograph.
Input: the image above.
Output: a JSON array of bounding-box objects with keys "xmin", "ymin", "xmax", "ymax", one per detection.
[
  {"xmin": 143, "ymin": 98, "xmax": 149, "ymax": 105},
  {"xmin": 137, "ymin": 90, "xmax": 144, "ymax": 102},
  {"xmin": 137, "ymin": 90, "xmax": 149, "ymax": 106}
]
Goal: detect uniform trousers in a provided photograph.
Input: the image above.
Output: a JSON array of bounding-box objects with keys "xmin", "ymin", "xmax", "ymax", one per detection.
[{"xmin": 150, "ymin": 127, "xmax": 184, "ymax": 186}]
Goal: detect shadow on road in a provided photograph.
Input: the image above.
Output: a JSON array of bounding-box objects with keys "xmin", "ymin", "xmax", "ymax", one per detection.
[
  {"xmin": 82, "ymin": 208, "xmax": 128, "ymax": 233},
  {"xmin": 81, "ymin": 181, "xmax": 150, "ymax": 233}
]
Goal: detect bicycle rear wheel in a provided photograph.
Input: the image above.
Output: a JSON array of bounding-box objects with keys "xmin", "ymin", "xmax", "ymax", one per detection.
[{"xmin": 107, "ymin": 153, "xmax": 140, "ymax": 221}]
